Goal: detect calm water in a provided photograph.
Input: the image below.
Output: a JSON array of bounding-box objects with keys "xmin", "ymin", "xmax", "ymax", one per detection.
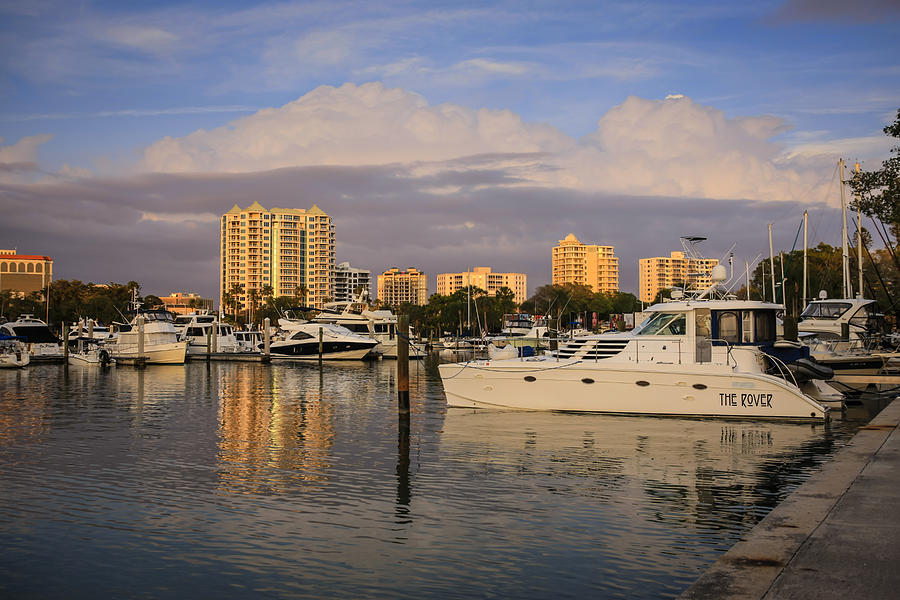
[{"xmin": 0, "ymin": 358, "xmax": 861, "ymax": 599}]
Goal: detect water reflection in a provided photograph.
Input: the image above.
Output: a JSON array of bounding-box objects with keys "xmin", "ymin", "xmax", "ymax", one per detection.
[{"xmin": 0, "ymin": 360, "xmax": 862, "ymax": 600}]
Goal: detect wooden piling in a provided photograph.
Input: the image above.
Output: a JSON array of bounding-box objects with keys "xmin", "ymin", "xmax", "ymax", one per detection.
[
  {"xmin": 318, "ymin": 326, "xmax": 323, "ymax": 362},
  {"xmin": 62, "ymin": 324, "xmax": 69, "ymax": 362},
  {"xmin": 206, "ymin": 327, "xmax": 212, "ymax": 360},
  {"xmin": 397, "ymin": 314, "xmax": 410, "ymax": 414},
  {"xmin": 263, "ymin": 318, "xmax": 271, "ymax": 359},
  {"xmin": 211, "ymin": 323, "xmax": 218, "ymax": 353},
  {"xmin": 137, "ymin": 315, "xmax": 145, "ymax": 364}
]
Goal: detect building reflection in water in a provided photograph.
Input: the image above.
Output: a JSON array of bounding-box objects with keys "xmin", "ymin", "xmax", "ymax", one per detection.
[
  {"xmin": 216, "ymin": 363, "xmax": 337, "ymax": 495},
  {"xmin": 0, "ymin": 367, "xmax": 53, "ymax": 448}
]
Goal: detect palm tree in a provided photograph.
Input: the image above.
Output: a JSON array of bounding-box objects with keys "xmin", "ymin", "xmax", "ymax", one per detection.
[
  {"xmin": 248, "ymin": 288, "xmax": 259, "ymax": 326},
  {"xmin": 295, "ymin": 285, "xmax": 309, "ymax": 307},
  {"xmin": 228, "ymin": 283, "xmax": 244, "ymax": 325}
]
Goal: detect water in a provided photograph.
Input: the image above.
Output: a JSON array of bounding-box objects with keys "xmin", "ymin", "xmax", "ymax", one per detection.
[{"xmin": 0, "ymin": 359, "xmax": 862, "ymax": 598}]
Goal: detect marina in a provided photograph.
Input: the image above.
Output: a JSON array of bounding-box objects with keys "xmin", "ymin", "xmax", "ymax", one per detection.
[{"xmin": 0, "ymin": 359, "xmax": 885, "ymax": 598}]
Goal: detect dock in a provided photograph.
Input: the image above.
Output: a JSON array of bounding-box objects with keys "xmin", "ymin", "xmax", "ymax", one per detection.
[{"xmin": 681, "ymin": 397, "xmax": 900, "ymax": 599}]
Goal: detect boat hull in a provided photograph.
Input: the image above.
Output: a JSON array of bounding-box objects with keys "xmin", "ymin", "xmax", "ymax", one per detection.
[
  {"xmin": 0, "ymin": 352, "xmax": 29, "ymax": 368},
  {"xmin": 439, "ymin": 360, "xmax": 828, "ymax": 421},
  {"xmin": 109, "ymin": 341, "xmax": 187, "ymax": 365},
  {"xmin": 268, "ymin": 341, "xmax": 376, "ymax": 360}
]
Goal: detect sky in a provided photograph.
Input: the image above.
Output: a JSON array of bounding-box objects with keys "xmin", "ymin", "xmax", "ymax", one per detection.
[{"xmin": 1, "ymin": 0, "xmax": 898, "ymax": 300}]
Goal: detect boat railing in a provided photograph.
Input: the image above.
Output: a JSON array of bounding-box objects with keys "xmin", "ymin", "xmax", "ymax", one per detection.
[{"xmin": 754, "ymin": 348, "xmax": 799, "ymax": 389}]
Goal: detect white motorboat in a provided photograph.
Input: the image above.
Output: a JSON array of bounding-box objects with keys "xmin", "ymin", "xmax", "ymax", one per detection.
[
  {"xmin": 0, "ymin": 314, "xmax": 62, "ymax": 360},
  {"xmin": 234, "ymin": 329, "xmax": 263, "ymax": 353},
  {"xmin": 108, "ymin": 309, "xmax": 187, "ymax": 365},
  {"xmin": 439, "ymin": 267, "xmax": 831, "ymax": 421},
  {"xmin": 0, "ymin": 334, "xmax": 29, "ymax": 368},
  {"xmin": 269, "ymin": 322, "xmax": 378, "ymax": 360},
  {"xmin": 173, "ymin": 313, "xmax": 243, "ymax": 354},
  {"xmin": 798, "ymin": 296, "xmax": 886, "ymax": 342},
  {"xmin": 307, "ymin": 293, "xmax": 425, "ymax": 358},
  {"xmin": 67, "ymin": 338, "xmax": 114, "ymax": 366}
]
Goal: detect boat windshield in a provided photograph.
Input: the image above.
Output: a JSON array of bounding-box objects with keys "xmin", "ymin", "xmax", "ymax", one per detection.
[
  {"xmin": 634, "ymin": 312, "xmax": 686, "ymax": 336},
  {"xmin": 800, "ymin": 302, "xmax": 852, "ymax": 319},
  {"xmin": 9, "ymin": 326, "xmax": 58, "ymax": 343}
]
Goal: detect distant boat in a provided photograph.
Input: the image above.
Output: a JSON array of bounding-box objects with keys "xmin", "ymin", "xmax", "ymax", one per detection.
[
  {"xmin": 108, "ymin": 309, "xmax": 187, "ymax": 365},
  {"xmin": 0, "ymin": 314, "xmax": 62, "ymax": 360},
  {"xmin": 0, "ymin": 334, "xmax": 29, "ymax": 368},
  {"xmin": 173, "ymin": 312, "xmax": 244, "ymax": 354},
  {"xmin": 268, "ymin": 322, "xmax": 378, "ymax": 360}
]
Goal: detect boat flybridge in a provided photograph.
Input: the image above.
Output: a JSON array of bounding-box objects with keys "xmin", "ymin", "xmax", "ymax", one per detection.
[
  {"xmin": 439, "ymin": 262, "xmax": 833, "ymax": 422},
  {"xmin": 109, "ymin": 308, "xmax": 187, "ymax": 365}
]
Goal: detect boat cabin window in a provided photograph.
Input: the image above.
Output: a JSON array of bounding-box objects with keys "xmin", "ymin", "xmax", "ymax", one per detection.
[
  {"xmin": 848, "ymin": 303, "xmax": 877, "ymax": 328},
  {"xmin": 186, "ymin": 327, "xmax": 206, "ymax": 337},
  {"xmin": 754, "ymin": 311, "xmax": 776, "ymax": 342},
  {"xmin": 634, "ymin": 312, "xmax": 686, "ymax": 336},
  {"xmin": 290, "ymin": 331, "xmax": 314, "ymax": 340},
  {"xmin": 800, "ymin": 302, "xmax": 852, "ymax": 319},
  {"xmin": 717, "ymin": 312, "xmax": 740, "ymax": 343}
]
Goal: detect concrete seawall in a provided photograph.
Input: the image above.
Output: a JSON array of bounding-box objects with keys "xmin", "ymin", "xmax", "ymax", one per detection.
[{"xmin": 681, "ymin": 398, "xmax": 900, "ymax": 599}]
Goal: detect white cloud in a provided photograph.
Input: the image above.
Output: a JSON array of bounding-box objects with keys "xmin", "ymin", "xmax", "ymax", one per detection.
[
  {"xmin": 0, "ymin": 133, "xmax": 53, "ymax": 163},
  {"xmin": 140, "ymin": 82, "xmax": 573, "ymax": 173},
  {"xmin": 104, "ymin": 25, "xmax": 178, "ymax": 53},
  {"xmin": 138, "ymin": 83, "xmax": 847, "ymax": 204}
]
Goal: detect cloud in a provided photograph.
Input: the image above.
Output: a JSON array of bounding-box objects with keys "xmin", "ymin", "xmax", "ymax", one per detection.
[
  {"xmin": 139, "ymin": 83, "xmax": 840, "ymax": 204},
  {"xmin": 140, "ymin": 82, "xmax": 573, "ymax": 173},
  {"xmin": 0, "ymin": 133, "xmax": 53, "ymax": 183},
  {"xmin": 0, "ymin": 163, "xmax": 843, "ymax": 299},
  {"xmin": 103, "ymin": 25, "xmax": 178, "ymax": 53}
]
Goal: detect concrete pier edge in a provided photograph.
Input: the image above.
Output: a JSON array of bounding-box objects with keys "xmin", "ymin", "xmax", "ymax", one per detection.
[{"xmin": 681, "ymin": 399, "xmax": 900, "ymax": 599}]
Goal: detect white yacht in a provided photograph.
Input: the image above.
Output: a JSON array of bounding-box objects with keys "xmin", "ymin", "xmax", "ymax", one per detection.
[
  {"xmin": 308, "ymin": 293, "xmax": 425, "ymax": 358},
  {"xmin": 798, "ymin": 295, "xmax": 885, "ymax": 341},
  {"xmin": 0, "ymin": 314, "xmax": 62, "ymax": 360},
  {"xmin": 439, "ymin": 267, "xmax": 832, "ymax": 421},
  {"xmin": 269, "ymin": 322, "xmax": 378, "ymax": 360},
  {"xmin": 108, "ymin": 309, "xmax": 187, "ymax": 365},
  {"xmin": 0, "ymin": 334, "xmax": 29, "ymax": 368},
  {"xmin": 173, "ymin": 313, "xmax": 243, "ymax": 354}
]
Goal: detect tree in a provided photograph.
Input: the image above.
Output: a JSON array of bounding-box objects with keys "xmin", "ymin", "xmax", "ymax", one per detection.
[{"xmin": 851, "ymin": 108, "xmax": 900, "ymax": 260}]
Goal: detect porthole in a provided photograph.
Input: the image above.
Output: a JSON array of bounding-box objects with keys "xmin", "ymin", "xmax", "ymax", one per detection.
[
  {"xmin": 581, "ymin": 378, "xmax": 595, "ymax": 384},
  {"xmin": 636, "ymin": 380, "xmax": 650, "ymax": 387},
  {"xmin": 524, "ymin": 376, "xmax": 537, "ymax": 382},
  {"xmin": 693, "ymin": 383, "xmax": 708, "ymax": 390}
]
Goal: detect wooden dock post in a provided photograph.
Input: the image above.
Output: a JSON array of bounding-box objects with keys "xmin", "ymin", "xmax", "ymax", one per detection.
[
  {"xmin": 206, "ymin": 327, "xmax": 212, "ymax": 360},
  {"xmin": 263, "ymin": 318, "xmax": 270, "ymax": 359},
  {"xmin": 137, "ymin": 315, "xmax": 145, "ymax": 367},
  {"xmin": 318, "ymin": 326, "xmax": 323, "ymax": 362},
  {"xmin": 397, "ymin": 314, "xmax": 410, "ymax": 415},
  {"xmin": 211, "ymin": 323, "xmax": 218, "ymax": 354},
  {"xmin": 62, "ymin": 323, "xmax": 69, "ymax": 363}
]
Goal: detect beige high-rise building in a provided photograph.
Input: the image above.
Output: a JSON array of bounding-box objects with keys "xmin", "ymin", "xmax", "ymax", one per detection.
[
  {"xmin": 638, "ymin": 251, "xmax": 719, "ymax": 303},
  {"xmin": 551, "ymin": 234, "xmax": 619, "ymax": 293},
  {"xmin": 377, "ymin": 267, "xmax": 428, "ymax": 306},
  {"xmin": 220, "ymin": 202, "xmax": 335, "ymax": 311},
  {"xmin": 436, "ymin": 267, "xmax": 527, "ymax": 304}
]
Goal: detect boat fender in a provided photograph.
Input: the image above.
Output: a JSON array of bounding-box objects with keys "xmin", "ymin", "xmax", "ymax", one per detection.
[{"xmin": 791, "ymin": 358, "xmax": 833, "ymax": 381}]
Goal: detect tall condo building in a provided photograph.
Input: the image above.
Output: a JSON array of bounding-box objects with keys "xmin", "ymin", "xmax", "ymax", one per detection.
[
  {"xmin": 436, "ymin": 267, "xmax": 528, "ymax": 304},
  {"xmin": 333, "ymin": 261, "xmax": 371, "ymax": 302},
  {"xmin": 220, "ymin": 202, "xmax": 335, "ymax": 310},
  {"xmin": 551, "ymin": 234, "xmax": 619, "ymax": 293},
  {"xmin": 638, "ymin": 251, "xmax": 719, "ymax": 303},
  {"xmin": 377, "ymin": 267, "xmax": 428, "ymax": 306}
]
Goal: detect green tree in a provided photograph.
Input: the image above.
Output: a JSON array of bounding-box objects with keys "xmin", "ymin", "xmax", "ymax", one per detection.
[{"xmin": 851, "ymin": 108, "xmax": 900, "ymax": 244}]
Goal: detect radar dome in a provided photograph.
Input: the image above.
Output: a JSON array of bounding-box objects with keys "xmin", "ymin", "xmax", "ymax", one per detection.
[{"xmin": 710, "ymin": 265, "xmax": 727, "ymax": 282}]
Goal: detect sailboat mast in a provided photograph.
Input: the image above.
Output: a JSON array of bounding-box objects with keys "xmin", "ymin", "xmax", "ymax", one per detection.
[
  {"xmin": 768, "ymin": 223, "xmax": 776, "ymax": 302},
  {"xmin": 839, "ymin": 158, "xmax": 851, "ymax": 298},
  {"xmin": 855, "ymin": 162, "xmax": 863, "ymax": 298},
  {"xmin": 802, "ymin": 210, "xmax": 808, "ymax": 308}
]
